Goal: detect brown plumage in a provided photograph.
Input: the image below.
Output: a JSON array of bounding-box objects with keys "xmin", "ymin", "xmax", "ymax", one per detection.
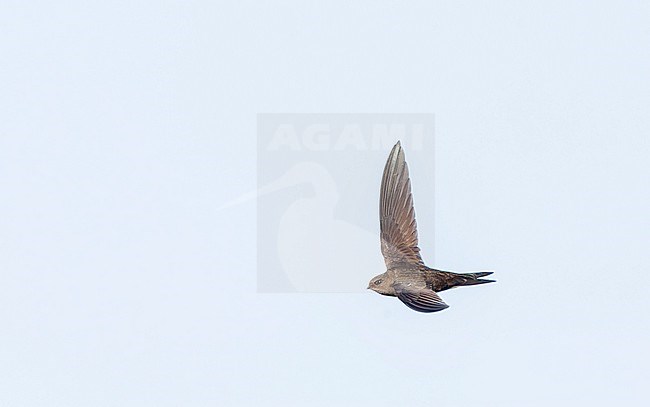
[{"xmin": 368, "ymin": 141, "xmax": 495, "ymax": 313}]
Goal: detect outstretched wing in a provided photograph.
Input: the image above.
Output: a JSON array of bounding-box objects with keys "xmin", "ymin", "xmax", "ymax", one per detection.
[
  {"xmin": 380, "ymin": 141, "xmax": 424, "ymax": 268},
  {"xmin": 394, "ymin": 284, "xmax": 449, "ymax": 313}
]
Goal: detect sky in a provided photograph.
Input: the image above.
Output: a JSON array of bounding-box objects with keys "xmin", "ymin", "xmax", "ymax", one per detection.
[{"xmin": 1, "ymin": 1, "xmax": 649, "ymax": 406}]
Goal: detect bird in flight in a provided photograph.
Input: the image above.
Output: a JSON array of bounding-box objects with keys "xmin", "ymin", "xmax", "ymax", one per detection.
[{"xmin": 368, "ymin": 141, "xmax": 495, "ymax": 313}]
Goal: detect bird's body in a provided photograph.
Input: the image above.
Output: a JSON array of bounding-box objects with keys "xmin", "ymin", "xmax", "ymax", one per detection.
[
  {"xmin": 372, "ymin": 267, "xmax": 494, "ymax": 296},
  {"xmin": 368, "ymin": 141, "xmax": 495, "ymax": 313}
]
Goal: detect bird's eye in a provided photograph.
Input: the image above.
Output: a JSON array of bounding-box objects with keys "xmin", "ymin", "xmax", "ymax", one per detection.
[{"xmin": 375, "ymin": 279, "xmax": 382, "ymax": 285}]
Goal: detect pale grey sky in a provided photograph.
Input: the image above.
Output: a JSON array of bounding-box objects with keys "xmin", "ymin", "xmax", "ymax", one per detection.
[{"xmin": 1, "ymin": 1, "xmax": 649, "ymax": 406}]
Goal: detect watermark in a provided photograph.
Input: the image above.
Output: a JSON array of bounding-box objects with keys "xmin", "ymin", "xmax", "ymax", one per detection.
[{"xmin": 257, "ymin": 114, "xmax": 435, "ymax": 292}]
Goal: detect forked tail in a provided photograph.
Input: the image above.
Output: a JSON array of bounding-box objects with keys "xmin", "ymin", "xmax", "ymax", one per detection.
[
  {"xmin": 456, "ymin": 270, "xmax": 496, "ymax": 286},
  {"xmin": 432, "ymin": 269, "xmax": 496, "ymax": 291}
]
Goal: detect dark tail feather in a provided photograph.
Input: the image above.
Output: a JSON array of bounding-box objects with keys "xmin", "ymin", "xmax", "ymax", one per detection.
[
  {"xmin": 459, "ymin": 277, "xmax": 495, "ymax": 286},
  {"xmin": 456, "ymin": 271, "xmax": 496, "ymax": 287}
]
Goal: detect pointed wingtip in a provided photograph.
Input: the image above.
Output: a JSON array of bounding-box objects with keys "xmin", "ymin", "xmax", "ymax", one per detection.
[{"xmin": 390, "ymin": 140, "xmax": 403, "ymax": 159}]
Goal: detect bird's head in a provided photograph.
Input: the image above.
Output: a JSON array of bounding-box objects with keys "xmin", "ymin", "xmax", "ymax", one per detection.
[{"xmin": 367, "ymin": 273, "xmax": 393, "ymax": 295}]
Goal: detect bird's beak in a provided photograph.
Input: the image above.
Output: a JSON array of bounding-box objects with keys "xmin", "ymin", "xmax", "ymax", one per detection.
[{"xmin": 366, "ymin": 284, "xmax": 371, "ymax": 290}]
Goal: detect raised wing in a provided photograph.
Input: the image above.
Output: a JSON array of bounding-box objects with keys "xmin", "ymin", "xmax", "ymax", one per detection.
[
  {"xmin": 394, "ymin": 284, "xmax": 449, "ymax": 313},
  {"xmin": 380, "ymin": 141, "xmax": 424, "ymax": 268}
]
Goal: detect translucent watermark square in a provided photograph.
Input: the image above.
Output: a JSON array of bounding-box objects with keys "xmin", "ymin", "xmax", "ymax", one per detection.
[{"xmin": 257, "ymin": 114, "xmax": 435, "ymax": 293}]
